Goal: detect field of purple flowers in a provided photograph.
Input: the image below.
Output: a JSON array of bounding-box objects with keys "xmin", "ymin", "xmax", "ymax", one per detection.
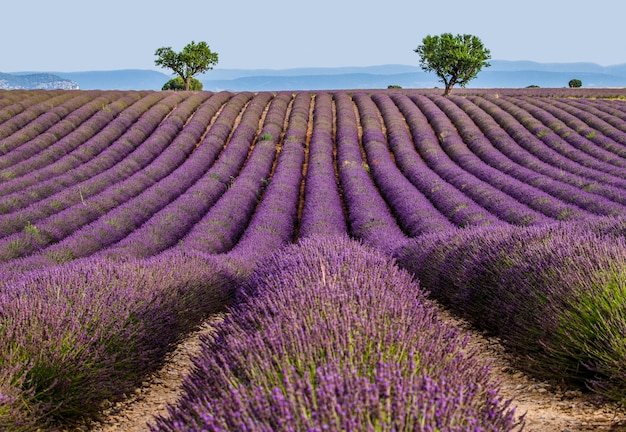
[{"xmin": 1, "ymin": 87, "xmax": 626, "ymax": 430}]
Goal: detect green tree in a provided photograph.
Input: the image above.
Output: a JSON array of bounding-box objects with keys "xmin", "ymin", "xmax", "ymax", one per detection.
[
  {"xmin": 568, "ymin": 78, "xmax": 582, "ymax": 88},
  {"xmin": 154, "ymin": 41, "xmax": 218, "ymax": 91},
  {"xmin": 415, "ymin": 33, "xmax": 491, "ymax": 96},
  {"xmin": 162, "ymin": 76, "xmax": 203, "ymax": 91}
]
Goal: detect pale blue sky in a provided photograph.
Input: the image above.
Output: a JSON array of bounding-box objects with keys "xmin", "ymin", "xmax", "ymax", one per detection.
[{"xmin": 2, "ymin": 0, "xmax": 624, "ymax": 72}]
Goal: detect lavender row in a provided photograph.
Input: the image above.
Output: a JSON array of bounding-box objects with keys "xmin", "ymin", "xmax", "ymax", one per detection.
[
  {"xmin": 298, "ymin": 92, "xmax": 348, "ymax": 238},
  {"xmin": 0, "ymin": 91, "xmax": 79, "ymax": 143},
  {"xmin": 0, "ymin": 92, "xmax": 215, "ymax": 262},
  {"xmin": 0, "ymin": 91, "xmax": 172, "ymax": 211},
  {"xmin": 353, "ymin": 92, "xmax": 457, "ymax": 235},
  {"xmin": 466, "ymin": 95, "xmax": 626, "ymax": 193},
  {"xmin": 394, "ymin": 222, "xmax": 626, "ymax": 403},
  {"xmin": 154, "ymin": 236, "xmax": 518, "ymax": 431},
  {"xmin": 397, "ymin": 94, "xmax": 549, "ymax": 226},
  {"xmin": 223, "ymin": 98, "xmax": 307, "ymax": 269},
  {"xmin": 179, "ymin": 93, "xmax": 291, "ymax": 256},
  {"xmin": 98, "ymin": 91, "xmax": 258, "ymax": 259},
  {"xmin": 333, "ymin": 92, "xmax": 407, "ymax": 253},
  {"xmin": 31, "ymin": 92, "xmax": 233, "ymax": 263},
  {"xmin": 492, "ymin": 95, "xmax": 626, "ymax": 178},
  {"xmin": 0, "ymin": 91, "xmax": 95, "ymax": 158},
  {"xmin": 0, "ymin": 91, "xmax": 132, "ymax": 175},
  {"xmin": 415, "ymin": 95, "xmax": 583, "ymax": 222},
  {"xmin": 522, "ymin": 96, "xmax": 626, "ymax": 158},
  {"xmin": 569, "ymin": 98, "xmax": 626, "ymax": 126},
  {"xmin": 0, "ymin": 91, "xmax": 119, "ymax": 172},
  {"xmin": 435, "ymin": 95, "xmax": 626, "ymax": 218},
  {"xmin": 458, "ymin": 96, "xmax": 626, "ymax": 212},
  {"xmin": 380, "ymin": 93, "xmax": 502, "ymax": 228},
  {"xmin": 0, "ymin": 249, "xmax": 241, "ymax": 430},
  {"xmin": 0, "ymin": 90, "xmax": 50, "ymax": 114},
  {"xmin": 0, "ymin": 92, "xmax": 178, "ymax": 235},
  {"xmin": 501, "ymin": 96, "xmax": 626, "ymax": 174}
]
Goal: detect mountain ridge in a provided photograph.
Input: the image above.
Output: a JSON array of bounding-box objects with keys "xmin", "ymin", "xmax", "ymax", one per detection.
[{"xmin": 5, "ymin": 61, "xmax": 626, "ymax": 91}]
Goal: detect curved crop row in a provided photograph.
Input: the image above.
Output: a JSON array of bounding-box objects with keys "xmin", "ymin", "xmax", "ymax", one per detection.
[
  {"xmin": 0, "ymin": 92, "xmax": 214, "ymax": 262},
  {"xmin": 0, "ymin": 91, "xmax": 127, "ymax": 172},
  {"xmin": 0, "ymin": 91, "xmax": 81, "ymax": 144},
  {"xmin": 353, "ymin": 92, "xmax": 458, "ymax": 235},
  {"xmin": 0, "ymin": 91, "xmax": 173, "ymax": 215},
  {"xmin": 99, "ymin": 91, "xmax": 257, "ymax": 259},
  {"xmin": 433, "ymin": 95, "xmax": 626, "ymax": 218},
  {"xmin": 298, "ymin": 92, "xmax": 348, "ymax": 238},
  {"xmin": 495, "ymin": 96, "xmax": 626, "ymax": 176},
  {"xmin": 394, "ymin": 93, "xmax": 546, "ymax": 226},
  {"xmin": 334, "ymin": 92, "xmax": 407, "ymax": 253},
  {"xmin": 522, "ymin": 96, "xmax": 626, "ymax": 158},
  {"xmin": 412, "ymin": 95, "xmax": 561, "ymax": 225},
  {"xmin": 154, "ymin": 236, "xmax": 518, "ymax": 431},
  {"xmin": 394, "ymin": 222, "xmax": 626, "ymax": 403},
  {"xmin": 381, "ymin": 93, "xmax": 502, "ymax": 228},
  {"xmin": 181, "ymin": 93, "xmax": 290, "ymax": 255},
  {"xmin": 35, "ymin": 91, "xmax": 232, "ymax": 263},
  {"xmin": 466, "ymin": 95, "xmax": 626, "ymax": 193}
]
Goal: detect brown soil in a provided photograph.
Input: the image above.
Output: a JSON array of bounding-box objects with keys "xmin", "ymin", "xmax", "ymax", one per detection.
[{"xmin": 82, "ymin": 310, "xmax": 626, "ymax": 432}]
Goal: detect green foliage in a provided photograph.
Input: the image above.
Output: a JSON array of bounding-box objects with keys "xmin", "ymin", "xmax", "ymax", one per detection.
[
  {"xmin": 258, "ymin": 132, "xmax": 273, "ymax": 141},
  {"xmin": 414, "ymin": 33, "xmax": 491, "ymax": 96},
  {"xmin": 162, "ymin": 76, "xmax": 203, "ymax": 91},
  {"xmin": 568, "ymin": 78, "xmax": 582, "ymax": 88},
  {"xmin": 387, "ymin": 84, "xmax": 402, "ymax": 89},
  {"xmin": 154, "ymin": 41, "xmax": 218, "ymax": 91}
]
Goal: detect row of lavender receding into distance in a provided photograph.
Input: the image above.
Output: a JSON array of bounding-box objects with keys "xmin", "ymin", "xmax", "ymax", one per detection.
[{"xmin": 1, "ymin": 87, "xmax": 626, "ymax": 429}]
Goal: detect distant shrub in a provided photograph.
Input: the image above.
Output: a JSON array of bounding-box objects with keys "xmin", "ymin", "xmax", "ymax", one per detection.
[
  {"xmin": 568, "ymin": 78, "xmax": 582, "ymax": 88},
  {"xmin": 162, "ymin": 77, "xmax": 203, "ymax": 91},
  {"xmin": 526, "ymin": 84, "xmax": 540, "ymax": 88},
  {"xmin": 387, "ymin": 84, "xmax": 402, "ymax": 89}
]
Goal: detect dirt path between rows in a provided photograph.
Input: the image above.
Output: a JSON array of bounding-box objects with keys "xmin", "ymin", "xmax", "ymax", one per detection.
[{"xmin": 84, "ymin": 310, "xmax": 626, "ymax": 432}]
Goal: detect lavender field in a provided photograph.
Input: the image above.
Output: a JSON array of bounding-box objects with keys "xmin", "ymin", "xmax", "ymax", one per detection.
[{"xmin": 2, "ymin": 87, "xmax": 626, "ymax": 430}]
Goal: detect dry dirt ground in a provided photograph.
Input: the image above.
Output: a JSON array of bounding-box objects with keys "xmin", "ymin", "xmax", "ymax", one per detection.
[{"xmin": 82, "ymin": 310, "xmax": 626, "ymax": 432}]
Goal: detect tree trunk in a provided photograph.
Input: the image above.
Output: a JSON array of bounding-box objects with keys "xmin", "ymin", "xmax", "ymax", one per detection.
[
  {"xmin": 443, "ymin": 82, "xmax": 454, "ymax": 96},
  {"xmin": 184, "ymin": 76, "xmax": 191, "ymax": 91}
]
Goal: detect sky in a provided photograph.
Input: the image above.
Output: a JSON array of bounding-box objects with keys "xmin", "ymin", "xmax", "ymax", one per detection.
[{"xmin": 2, "ymin": 0, "xmax": 624, "ymax": 72}]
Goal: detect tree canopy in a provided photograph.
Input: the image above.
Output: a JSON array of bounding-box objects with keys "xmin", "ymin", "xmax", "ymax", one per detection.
[
  {"xmin": 415, "ymin": 33, "xmax": 491, "ymax": 96},
  {"xmin": 155, "ymin": 41, "xmax": 218, "ymax": 91}
]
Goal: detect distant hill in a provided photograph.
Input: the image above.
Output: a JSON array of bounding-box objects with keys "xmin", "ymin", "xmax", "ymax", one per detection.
[
  {"xmin": 0, "ymin": 72, "xmax": 79, "ymax": 90},
  {"xmin": 8, "ymin": 61, "xmax": 626, "ymax": 91}
]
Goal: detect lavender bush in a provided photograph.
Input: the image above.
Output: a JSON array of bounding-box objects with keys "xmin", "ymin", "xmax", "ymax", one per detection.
[
  {"xmin": 394, "ymin": 222, "xmax": 626, "ymax": 402},
  {"xmin": 0, "ymin": 250, "xmax": 241, "ymax": 430},
  {"xmin": 153, "ymin": 236, "xmax": 519, "ymax": 431}
]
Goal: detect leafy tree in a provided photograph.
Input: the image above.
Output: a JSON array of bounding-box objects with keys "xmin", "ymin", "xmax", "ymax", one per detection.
[
  {"xmin": 154, "ymin": 41, "xmax": 218, "ymax": 91},
  {"xmin": 568, "ymin": 78, "xmax": 582, "ymax": 88},
  {"xmin": 162, "ymin": 76, "xmax": 203, "ymax": 91},
  {"xmin": 415, "ymin": 33, "xmax": 491, "ymax": 96}
]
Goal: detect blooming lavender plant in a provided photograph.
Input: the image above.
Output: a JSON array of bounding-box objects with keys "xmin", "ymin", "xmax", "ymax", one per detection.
[
  {"xmin": 394, "ymin": 222, "xmax": 626, "ymax": 402},
  {"xmin": 333, "ymin": 92, "xmax": 407, "ymax": 253},
  {"xmin": 0, "ymin": 91, "xmax": 121, "ymax": 171},
  {"xmin": 0, "ymin": 249, "xmax": 240, "ymax": 429},
  {"xmin": 433, "ymin": 95, "xmax": 626, "ymax": 218},
  {"xmin": 181, "ymin": 93, "xmax": 291, "ymax": 256},
  {"xmin": 99, "ymin": 92, "xmax": 257, "ymax": 259},
  {"xmin": 0, "ymin": 91, "xmax": 173, "ymax": 218},
  {"xmin": 298, "ymin": 92, "xmax": 348, "ymax": 238},
  {"xmin": 153, "ymin": 235, "xmax": 519, "ymax": 431},
  {"xmin": 353, "ymin": 92, "xmax": 456, "ymax": 235}
]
